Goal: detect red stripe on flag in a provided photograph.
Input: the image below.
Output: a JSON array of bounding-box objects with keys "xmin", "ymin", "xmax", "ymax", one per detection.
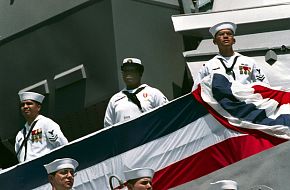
[
  {"xmin": 253, "ymin": 85, "xmax": 290, "ymax": 106},
  {"xmin": 153, "ymin": 135, "xmax": 281, "ymax": 190}
]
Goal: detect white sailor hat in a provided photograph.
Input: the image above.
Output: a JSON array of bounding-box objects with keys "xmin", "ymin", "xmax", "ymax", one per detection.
[
  {"xmin": 18, "ymin": 91, "xmax": 45, "ymax": 104},
  {"xmin": 209, "ymin": 22, "xmax": 237, "ymax": 37},
  {"xmin": 44, "ymin": 158, "xmax": 79, "ymax": 174},
  {"xmin": 122, "ymin": 58, "xmax": 142, "ymax": 65},
  {"xmin": 124, "ymin": 168, "xmax": 154, "ymax": 181},
  {"xmin": 211, "ymin": 180, "xmax": 238, "ymax": 190},
  {"xmin": 121, "ymin": 58, "xmax": 144, "ymax": 72}
]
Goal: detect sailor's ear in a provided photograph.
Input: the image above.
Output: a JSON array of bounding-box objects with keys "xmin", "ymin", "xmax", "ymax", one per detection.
[
  {"xmin": 48, "ymin": 175, "xmax": 54, "ymax": 183},
  {"xmin": 213, "ymin": 39, "xmax": 217, "ymax": 45}
]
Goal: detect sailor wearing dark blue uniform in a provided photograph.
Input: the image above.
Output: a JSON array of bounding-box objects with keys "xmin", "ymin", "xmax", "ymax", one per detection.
[
  {"xmin": 15, "ymin": 92, "xmax": 68, "ymax": 162},
  {"xmin": 194, "ymin": 22, "xmax": 269, "ymax": 87},
  {"xmin": 104, "ymin": 58, "xmax": 168, "ymax": 128}
]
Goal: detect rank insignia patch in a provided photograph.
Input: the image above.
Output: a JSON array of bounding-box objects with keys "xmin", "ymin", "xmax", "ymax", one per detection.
[{"xmin": 48, "ymin": 130, "xmax": 58, "ymax": 142}]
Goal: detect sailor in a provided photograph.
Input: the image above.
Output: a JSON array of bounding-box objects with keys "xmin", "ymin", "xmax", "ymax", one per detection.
[
  {"xmin": 44, "ymin": 158, "xmax": 79, "ymax": 190},
  {"xmin": 15, "ymin": 91, "xmax": 68, "ymax": 162},
  {"xmin": 193, "ymin": 21, "xmax": 269, "ymax": 88},
  {"xmin": 124, "ymin": 167, "xmax": 155, "ymax": 190},
  {"xmin": 210, "ymin": 180, "xmax": 238, "ymax": 190},
  {"xmin": 104, "ymin": 58, "xmax": 168, "ymax": 128}
]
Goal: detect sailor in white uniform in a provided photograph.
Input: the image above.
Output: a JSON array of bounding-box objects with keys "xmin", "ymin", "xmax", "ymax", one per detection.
[
  {"xmin": 15, "ymin": 92, "xmax": 68, "ymax": 162},
  {"xmin": 44, "ymin": 158, "xmax": 79, "ymax": 190},
  {"xmin": 194, "ymin": 22, "xmax": 269, "ymax": 88},
  {"xmin": 104, "ymin": 58, "xmax": 168, "ymax": 128}
]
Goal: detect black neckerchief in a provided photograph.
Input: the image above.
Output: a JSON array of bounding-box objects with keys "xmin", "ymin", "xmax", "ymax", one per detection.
[
  {"xmin": 16, "ymin": 120, "xmax": 38, "ymax": 161},
  {"xmin": 122, "ymin": 86, "xmax": 146, "ymax": 112},
  {"xmin": 217, "ymin": 56, "xmax": 239, "ymax": 80}
]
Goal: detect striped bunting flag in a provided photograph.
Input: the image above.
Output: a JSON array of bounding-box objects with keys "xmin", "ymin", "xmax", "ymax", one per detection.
[
  {"xmin": 193, "ymin": 73, "xmax": 290, "ymax": 140},
  {"xmin": 1, "ymin": 73, "xmax": 287, "ymax": 190}
]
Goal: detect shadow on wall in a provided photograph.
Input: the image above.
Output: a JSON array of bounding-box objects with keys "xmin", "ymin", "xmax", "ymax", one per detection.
[
  {"xmin": 0, "ymin": 138, "xmax": 18, "ymax": 169},
  {"xmin": 56, "ymin": 97, "xmax": 109, "ymax": 141},
  {"xmin": 54, "ymin": 79, "xmax": 108, "ymax": 141}
]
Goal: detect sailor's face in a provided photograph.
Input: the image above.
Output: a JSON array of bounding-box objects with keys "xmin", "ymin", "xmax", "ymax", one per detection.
[
  {"xmin": 131, "ymin": 177, "xmax": 153, "ymax": 190},
  {"xmin": 122, "ymin": 65, "xmax": 142, "ymax": 88},
  {"xmin": 20, "ymin": 100, "xmax": 40, "ymax": 120},
  {"xmin": 214, "ymin": 29, "xmax": 235, "ymax": 46},
  {"xmin": 50, "ymin": 168, "xmax": 75, "ymax": 190}
]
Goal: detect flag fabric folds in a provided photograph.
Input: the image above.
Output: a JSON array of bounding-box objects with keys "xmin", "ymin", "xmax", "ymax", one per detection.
[{"xmin": 193, "ymin": 73, "xmax": 290, "ymax": 140}]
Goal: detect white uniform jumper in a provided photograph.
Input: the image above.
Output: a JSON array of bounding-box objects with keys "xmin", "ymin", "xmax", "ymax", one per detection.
[
  {"xmin": 15, "ymin": 115, "xmax": 68, "ymax": 162},
  {"xmin": 194, "ymin": 52, "xmax": 269, "ymax": 87},
  {"xmin": 104, "ymin": 84, "xmax": 168, "ymax": 128}
]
